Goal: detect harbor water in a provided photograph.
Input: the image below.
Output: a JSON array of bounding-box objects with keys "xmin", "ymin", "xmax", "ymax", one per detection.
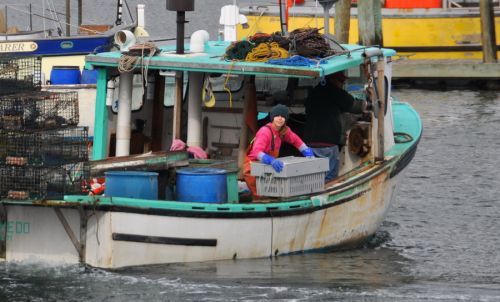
[
  {"xmin": 2, "ymin": 0, "xmax": 500, "ymax": 300},
  {"xmin": 2, "ymin": 88, "xmax": 499, "ymax": 301}
]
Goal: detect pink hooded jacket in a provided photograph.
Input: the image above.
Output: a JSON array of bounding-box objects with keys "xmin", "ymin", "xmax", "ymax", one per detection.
[{"xmin": 248, "ymin": 123, "xmax": 306, "ymax": 161}]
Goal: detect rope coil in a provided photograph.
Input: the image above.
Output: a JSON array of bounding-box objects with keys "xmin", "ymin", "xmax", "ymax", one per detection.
[{"xmin": 245, "ymin": 42, "xmax": 289, "ymax": 62}]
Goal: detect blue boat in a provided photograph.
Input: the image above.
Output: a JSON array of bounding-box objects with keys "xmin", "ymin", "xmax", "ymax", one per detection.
[{"xmin": 0, "ymin": 1, "xmax": 137, "ymax": 83}]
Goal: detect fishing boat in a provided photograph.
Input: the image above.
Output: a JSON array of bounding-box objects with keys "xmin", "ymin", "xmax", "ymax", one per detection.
[
  {"xmin": 235, "ymin": 0, "xmax": 500, "ymax": 60},
  {"xmin": 0, "ymin": 0, "xmax": 138, "ymax": 84},
  {"xmin": 0, "ymin": 0, "xmax": 422, "ymax": 269}
]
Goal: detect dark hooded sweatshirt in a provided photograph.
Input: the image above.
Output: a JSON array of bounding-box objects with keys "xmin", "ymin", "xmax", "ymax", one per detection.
[{"xmin": 304, "ymin": 82, "xmax": 366, "ymax": 146}]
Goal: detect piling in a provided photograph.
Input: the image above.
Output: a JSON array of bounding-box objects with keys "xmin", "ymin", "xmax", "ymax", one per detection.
[
  {"xmin": 479, "ymin": 0, "xmax": 497, "ymax": 63},
  {"xmin": 357, "ymin": 0, "xmax": 383, "ymax": 46},
  {"xmin": 334, "ymin": 0, "xmax": 351, "ymax": 43}
]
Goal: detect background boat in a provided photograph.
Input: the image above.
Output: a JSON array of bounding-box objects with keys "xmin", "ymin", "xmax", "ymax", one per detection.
[
  {"xmin": 237, "ymin": 0, "xmax": 500, "ymax": 60},
  {"xmin": 0, "ymin": 0, "xmax": 136, "ymax": 84}
]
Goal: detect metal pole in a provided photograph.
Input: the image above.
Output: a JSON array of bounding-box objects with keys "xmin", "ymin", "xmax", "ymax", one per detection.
[
  {"xmin": 29, "ymin": 4, "xmax": 33, "ymax": 31},
  {"xmin": 375, "ymin": 56, "xmax": 385, "ymax": 162},
  {"xmin": 479, "ymin": 0, "xmax": 498, "ymax": 63},
  {"xmin": 187, "ymin": 72, "xmax": 204, "ymax": 147},
  {"xmin": 78, "ymin": 0, "xmax": 82, "ymax": 27},
  {"xmin": 66, "ymin": 0, "xmax": 70, "ymax": 36},
  {"xmin": 176, "ymin": 11, "xmax": 186, "ymax": 54},
  {"xmin": 116, "ymin": 72, "xmax": 134, "ymax": 157},
  {"xmin": 279, "ymin": 0, "xmax": 288, "ymax": 35}
]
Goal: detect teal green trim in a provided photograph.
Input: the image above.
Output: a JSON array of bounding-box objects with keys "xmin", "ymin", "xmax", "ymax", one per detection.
[
  {"xmin": 226, "ymin": 170, "xmax": 239, "ymax": 203},
  {"xmin": 92, "ymin": 68, "xmax": 109, "ymax": 160},
  {"xmin": 63, "ymin": 195, "xmax": 313, "ymax": 212},
  {"xmin": 387, "ymin": 101, "xmax": 423, "ymax": 156}
]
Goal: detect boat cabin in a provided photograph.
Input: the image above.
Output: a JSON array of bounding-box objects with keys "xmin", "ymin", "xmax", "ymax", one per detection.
[{"xmin": 84, "ymin": 38, "xmax": 396, "ymax": 203}]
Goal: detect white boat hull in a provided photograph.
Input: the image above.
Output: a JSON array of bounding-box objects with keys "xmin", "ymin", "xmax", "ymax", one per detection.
[{"xmin": 3, "ymin": 165, "xmax": 398, "ymax": 269}]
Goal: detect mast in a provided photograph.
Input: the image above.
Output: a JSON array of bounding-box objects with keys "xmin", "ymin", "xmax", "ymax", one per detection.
[
  {"xmin": 116, "ymin": 0, "xmax": 123, "ymax": 26},
  {"xmin": 78, "ymin": 0, "xmax": 82, "ymax": 27},
  {"xmin": 65, "ymin": 0, "xmax": 70, "ymax": 36},
  {"xmin": 318, "ymin": 0, "xmax": 339, "ymax": 35},
  {"xmin": 278, "ymin": 0, "xmax": 288, "ymax": 34},
  {"xmin": 166, "ymin": 0, "xmax": 195, "ymax": 140}
]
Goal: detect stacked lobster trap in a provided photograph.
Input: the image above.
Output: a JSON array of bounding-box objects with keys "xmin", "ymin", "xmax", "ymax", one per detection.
[{"xmin": 0, "ymin": 55, "xmax": 89, "ymax": 200}]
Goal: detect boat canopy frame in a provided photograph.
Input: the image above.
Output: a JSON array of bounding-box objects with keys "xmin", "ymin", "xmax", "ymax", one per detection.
[{"xmin": 85, "ymin": 41, "xmax": 396, "ymax": 79}]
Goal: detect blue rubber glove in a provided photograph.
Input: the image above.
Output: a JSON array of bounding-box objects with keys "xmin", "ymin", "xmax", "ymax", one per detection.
[
  {"xmin": 261, "ymin": 153, "xmax": 275, "ymax": 165},
  {"xmin": 261, "ymin": 154, "xmax": 284, "ymax": 173},
  {"xmin": 271, "ymin": 159, "xmax": 284, "ymax": 173},
  {"xmin": 301, "ymin": 147, "xmax": 314, "ymax": 158}
]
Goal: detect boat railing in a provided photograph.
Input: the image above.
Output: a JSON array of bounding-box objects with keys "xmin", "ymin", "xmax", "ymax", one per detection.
[
  {"xmin": 1, "ymin": 4, "xmax": 65, "ymax": 37},
  {"xmin": 1, "ymin": 2, "xmax": 131, "ymax": 38}
]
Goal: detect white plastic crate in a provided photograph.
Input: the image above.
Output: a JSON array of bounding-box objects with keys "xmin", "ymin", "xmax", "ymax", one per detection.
[{"xmin": 251, "ymin": 156, "xmax": 329, "ymax": 197}]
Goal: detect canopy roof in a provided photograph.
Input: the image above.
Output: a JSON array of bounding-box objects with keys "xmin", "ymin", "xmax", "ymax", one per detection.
[{"xmin": 85, "ymin": 41, "xmax": 396, "ymax": 78}]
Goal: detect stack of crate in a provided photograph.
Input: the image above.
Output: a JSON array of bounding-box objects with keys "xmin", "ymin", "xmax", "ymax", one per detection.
[{"xmin": 0, "ymin": 55, "xmax": 89, "ymax": 200}]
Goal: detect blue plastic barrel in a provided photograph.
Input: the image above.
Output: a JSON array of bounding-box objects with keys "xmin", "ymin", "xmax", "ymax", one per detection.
[
  {"xmin": 81, "ymin": 68, "xmax": 98, "ymax": 84},
  {"xmin": 105, "ymin": 171, "xmax": 158, "ymax": 199},
  {"xmin": 176, "ymin": 168, "xmax": 227, "ymax": 203},
  {"xmin": 50, "ymin": 66, "xmax": 81, "ymax": 84}
]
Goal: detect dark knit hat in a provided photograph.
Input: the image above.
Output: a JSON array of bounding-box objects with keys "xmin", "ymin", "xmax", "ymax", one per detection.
[{"xmin": 270, "ymin": 104, "xmax": 289, "ymax": 121}]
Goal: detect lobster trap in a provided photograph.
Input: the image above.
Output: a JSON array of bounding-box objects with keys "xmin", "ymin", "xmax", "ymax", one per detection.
[
  {"xmin": 0, "ymin": 55, "xmax": 42, "ymax": 95},
  {"xmin": 0, "ymin": 162, "xmax": 89, "ymax": 200},
  {"xmin": 0, "ymin": 91, "xmax": 79, "ymax": 130},
  {"xmin": 0, "ymin": 127, "xmax": 89, "ymax": 166}
]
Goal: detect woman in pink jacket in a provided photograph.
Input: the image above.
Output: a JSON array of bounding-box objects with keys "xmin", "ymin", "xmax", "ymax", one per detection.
[{"xmin": 243, "ymin": 104, "xmax": 314, "ymax": 197}]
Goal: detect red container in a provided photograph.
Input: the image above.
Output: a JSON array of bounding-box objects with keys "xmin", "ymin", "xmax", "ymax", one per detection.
[{"xmin": 385, "ymin": 0, "xmax": 441, "ymax": 8}]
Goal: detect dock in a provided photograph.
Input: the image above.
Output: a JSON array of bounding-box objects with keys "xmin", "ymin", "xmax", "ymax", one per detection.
[{"xmin": 393, "ymin": 59, "xmax": 500, "ymax": 79}]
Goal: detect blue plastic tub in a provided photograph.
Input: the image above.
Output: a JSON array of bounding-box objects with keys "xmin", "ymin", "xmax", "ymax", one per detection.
[
  {"xmin": 105, "ymin": 171, "xmax": 158, "ymax": 200},
  {"xmin": 176, "ymin": 168, "xmax": 227, "ymax": 203},
  {"xmin": 81, "ymin": 68, "xmax": 98, "ymax": 84},
  {"xmin": 50, "ymin": 66, "xmax": 81, "ymax": 85}
]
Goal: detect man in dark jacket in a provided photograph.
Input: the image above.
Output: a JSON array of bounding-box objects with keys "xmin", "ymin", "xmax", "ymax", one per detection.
[{"xmin": 304, "ymin": 71, "xmax": 369, "ymax": 182}]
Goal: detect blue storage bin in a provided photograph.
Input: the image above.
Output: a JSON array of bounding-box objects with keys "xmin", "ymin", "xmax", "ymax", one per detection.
[
  {"xmin": 176, "ymin": 168, "xmax": 227, "ymax": 203},
  {"xmin": 105, "ymin": 171, "xmax": 158, "ymax": 200}
]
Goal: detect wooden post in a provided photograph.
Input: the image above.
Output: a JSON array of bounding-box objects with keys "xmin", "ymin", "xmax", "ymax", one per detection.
[
  {"xmin": 237, "ymin": 76, "xmax": 256, "ymax": 179},
  {"xmin": 92, "ymin": 68, "xmax": 109, "ymax": 160},
  {"xmin": 172, "ymin": 71, "xmax": 183, "ymax": 141},
  {"xmin": 334, "ymin": 0, "xmax": 351, "ymax": 43},
  {"xmin": 376, "ymin": 56, "xmax": 385, "ymax": 162},
  {"xmin": 0, "ymin": 205, "xmax": 6, "ymax": 259},
  {"xmin": 479, "ymin": 0, "xmax": 498, "ymax": 63},
  {"xmin": 151, "ymin": 72, "xmax": 165, "ymax": 151},
  {"xmin": 0, "ymin": 7, "xmax": 6, "ymax": 33},
  {"xmin": 66, "ymin": 0, "xmax": 71, "ymax": 36},
  {"xmin": 357, "ymin": 0, "xmax": 383, "ymax": 46}
]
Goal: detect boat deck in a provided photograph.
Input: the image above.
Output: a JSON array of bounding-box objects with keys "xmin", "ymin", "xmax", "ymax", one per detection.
[{"xmin": 0, "ymin": 101, "xmax": 421, "ymax": 214}]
